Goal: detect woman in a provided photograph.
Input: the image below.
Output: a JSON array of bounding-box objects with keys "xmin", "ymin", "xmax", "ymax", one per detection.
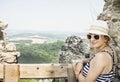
[{"xmin": 73, "ymin": 25, "xmax": 117, "ymax": 82}]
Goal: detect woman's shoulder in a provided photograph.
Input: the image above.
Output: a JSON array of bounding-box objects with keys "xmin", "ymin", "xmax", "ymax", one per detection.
[
  {"xmin": 90, "ymin": 52, "xmax": 107, "ymax": 68},
  {"xmin": 93, "ymin": 52, "xmax": 109, "ymax": 63}
]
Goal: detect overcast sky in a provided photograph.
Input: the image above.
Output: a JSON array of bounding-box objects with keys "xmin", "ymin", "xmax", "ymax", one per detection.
[{"xmin": 0, "ymin": 0, "xmax": 105, "ymax": 32}]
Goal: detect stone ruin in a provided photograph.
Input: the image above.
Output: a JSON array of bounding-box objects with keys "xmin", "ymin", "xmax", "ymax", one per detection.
[
  {"xmin": 0, "ymin": 19, "xmax": 20, "ymax": 64},
  {"xmin": 59, "ymin": 35, "xmax": 89, "ymax": 64},
  {"xmin": 98, "ymin": 0, "xmax": 120, "ymax": 81}
]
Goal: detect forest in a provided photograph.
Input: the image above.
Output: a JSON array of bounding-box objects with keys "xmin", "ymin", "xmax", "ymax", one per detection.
[
  {"xmin": 16, "ymin": 40, "xmax": 64, "ymax": 82},
  {"xmin": 17, "ymin": 40, "xmax": 64, "ymax": 64}
]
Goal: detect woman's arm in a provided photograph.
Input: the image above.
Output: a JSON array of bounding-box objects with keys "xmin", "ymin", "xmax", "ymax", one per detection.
[
  {"xmin": 72, "ymin": 58, "xmax": 89, "ymax": 79},
  {"xmin": 78, "ymin": 53, "xmax": 107, "ymax": 82},
  {"xmin": 72, "ymin": 58, "xmax": 89, "ymax": 65}
]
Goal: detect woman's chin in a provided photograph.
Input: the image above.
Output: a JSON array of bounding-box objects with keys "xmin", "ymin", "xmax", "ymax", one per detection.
[{"xmin": 91, "ymin": 45, "xmax": 98, "ymax": 48}]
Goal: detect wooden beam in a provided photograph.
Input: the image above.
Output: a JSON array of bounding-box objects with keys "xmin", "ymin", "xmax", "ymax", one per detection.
[
  {"xmin": 0, "ymin": 64, "xmax": 77, "ymax": 82},
  {"xmin": 20, "ymin": 64, "xmax": 68, "ymax": 78}
]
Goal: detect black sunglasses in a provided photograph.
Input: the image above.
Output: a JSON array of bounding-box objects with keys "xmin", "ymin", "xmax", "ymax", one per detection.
[{"xmin": 87, "ymin": 34, "xmax": 99, "ymax": 40}]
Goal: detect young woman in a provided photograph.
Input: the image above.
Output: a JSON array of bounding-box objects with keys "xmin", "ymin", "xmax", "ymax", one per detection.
[{"xmin": 73, "ymin": 25, "xmax": 117, "ymax": 82}]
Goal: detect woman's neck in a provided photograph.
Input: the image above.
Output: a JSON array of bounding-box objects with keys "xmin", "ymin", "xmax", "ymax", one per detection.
[{"xmin": 95, "ymin": 43, "xmax": 108, "ymax": 53}]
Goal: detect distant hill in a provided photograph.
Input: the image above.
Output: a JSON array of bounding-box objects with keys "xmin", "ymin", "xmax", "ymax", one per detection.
[{"xmin": 5, "ymin": 30, "xmax": 86, "ymax": 44}]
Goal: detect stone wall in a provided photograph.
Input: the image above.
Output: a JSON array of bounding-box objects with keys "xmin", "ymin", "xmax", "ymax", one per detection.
[{"xmin": 0, "ymin": 19, "xmax": 20, "ymax": 64}]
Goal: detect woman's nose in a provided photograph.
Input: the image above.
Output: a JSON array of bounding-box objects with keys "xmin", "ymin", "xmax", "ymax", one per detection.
[{"xmin": 90, "ymin": 36, "xmax": 96, "ymax": 41}]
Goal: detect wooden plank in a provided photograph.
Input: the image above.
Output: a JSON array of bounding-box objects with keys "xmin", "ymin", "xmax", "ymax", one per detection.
[
  {"xmin": 0, "ymin": 64, "xmax": 3, "ymax": 79},
  {"xmin": 67, "ymin": 65, "xmax": 77, "ymax": 82},
  {"xmin": 20, "ymin": 64, "xmax": 68, "ymax": 78},
  {"xmin": 4, "ymin": 64, "xmax": 19, "ymax": 82}
]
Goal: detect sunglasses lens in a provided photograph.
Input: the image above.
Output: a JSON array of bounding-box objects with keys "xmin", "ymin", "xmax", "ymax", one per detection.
[
  {"xmin": 87, "ymin": 35, "xmax": 91, "ymax": 39},
  {"xmin": 87, "ymin": 34, "xmax": 99, "ymax": 40},
  {"xmin": 94, "ymin": 35, "xmax": 99, "ymax": 40}
]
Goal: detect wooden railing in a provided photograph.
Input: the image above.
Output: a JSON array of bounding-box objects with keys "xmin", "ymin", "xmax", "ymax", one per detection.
[{"xmin": 0, "ymin": 64, "xmax": 77, "ymax": 82}]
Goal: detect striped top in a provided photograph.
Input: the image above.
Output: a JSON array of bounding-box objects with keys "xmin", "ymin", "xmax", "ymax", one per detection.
[{"xmin": 82, "ymin": 47, "xmax": 115, "ymax": 82}]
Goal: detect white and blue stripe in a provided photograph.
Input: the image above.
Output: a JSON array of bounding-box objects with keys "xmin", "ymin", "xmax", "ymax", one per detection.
[{"xmin": 82, "ymin": 47, "xmax": 115, "ymax": 82}]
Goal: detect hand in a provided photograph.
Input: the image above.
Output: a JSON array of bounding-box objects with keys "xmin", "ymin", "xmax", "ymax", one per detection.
[{"xmin": 72, "ymin": 60, "xmax": 83, "ymax": 79}]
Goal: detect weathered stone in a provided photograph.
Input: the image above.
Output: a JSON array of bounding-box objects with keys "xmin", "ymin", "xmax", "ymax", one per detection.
[
  {"xmin": 0, "ymin": 42, "xmax": 17, "ymax": 52},
  {"xmin": 5, "ymin": 43, "xmax": 17, "ymax": 52},
  {"xmin": 59, "ymin": 35, "xmax": 89, "ymax": 64},
  {"xmin": 0, "ymin": 19, "xmax": 8, "ymax": 30},
  {"xmin": 0, "ymin": 52, "xmax": 20, "ymax": 64},
  {"xmin": 118, "ymin": 64, "xmax": 120, "ymax": 68},
  {"xmin": 0, "ymin": 19, "xmax": 20, "ymax": 65}
]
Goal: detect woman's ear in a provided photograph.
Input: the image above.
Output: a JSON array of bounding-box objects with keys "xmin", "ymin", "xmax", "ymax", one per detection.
[{"xmin": 104, "ymin": 36, "xmax": 109, "ymax": 43}]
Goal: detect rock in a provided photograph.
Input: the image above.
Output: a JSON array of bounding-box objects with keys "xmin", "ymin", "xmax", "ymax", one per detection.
[
  {"xmin": 0, "ymin": 18, "xmax": 20, "ymax": 65},
  {"xmin": 59, "ymin": 35, "xmax": 89, "ymax": 64},
  {"xmin": 0, "ymin": 52, "xmax": 20, "ymax": 64},
  {"xmin": 0, "ymin": 19, "xmax": 8, "ymax": 30},
  {"xmin": 5, "ymin": 43, "xmax": 16, "ymax": 52}
]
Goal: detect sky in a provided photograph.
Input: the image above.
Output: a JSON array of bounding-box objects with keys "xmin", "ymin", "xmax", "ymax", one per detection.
[{"xmin": 0, "ymin": 0, "xmax": 105, "ymax": 32}]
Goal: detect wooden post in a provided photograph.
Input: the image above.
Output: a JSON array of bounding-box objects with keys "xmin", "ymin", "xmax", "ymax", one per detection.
[
  {"xmin": 4, "ymin": 64, "xmax": 19, "ymax": 82},
  {"xmin": 67, "ymin": 64, "xmax": 77, "ymax": 82},
  {"xmin": 0, "ymin": 65, "xmax": 3, "ymax": 79}
]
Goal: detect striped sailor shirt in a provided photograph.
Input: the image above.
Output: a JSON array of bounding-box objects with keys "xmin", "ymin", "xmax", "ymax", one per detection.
[{"xmin": 82, "ymin": 47, "xmax": 115, "ymax": 82}]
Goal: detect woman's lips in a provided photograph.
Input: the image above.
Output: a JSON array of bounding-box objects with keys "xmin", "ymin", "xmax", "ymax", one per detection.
[{"xmin": 91, "ymin": 41, "xmax": 97, "ymax": 45}]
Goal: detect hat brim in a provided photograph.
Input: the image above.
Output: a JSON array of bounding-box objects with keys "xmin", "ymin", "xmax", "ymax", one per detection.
[{"xmin": 87, "ymin": 30, "xmax": 111, "ymax": 40}]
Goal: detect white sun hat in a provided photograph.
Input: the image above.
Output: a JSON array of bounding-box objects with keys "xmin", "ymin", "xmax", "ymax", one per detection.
[{"xmin": 87, "ymin": 21, "xmax": 111, "ymax": 39}]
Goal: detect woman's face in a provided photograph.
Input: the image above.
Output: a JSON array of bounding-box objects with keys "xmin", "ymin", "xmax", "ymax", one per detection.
[{"xmin": 87, "ymin": 33, "xmax": 106, "ymax": 48}]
